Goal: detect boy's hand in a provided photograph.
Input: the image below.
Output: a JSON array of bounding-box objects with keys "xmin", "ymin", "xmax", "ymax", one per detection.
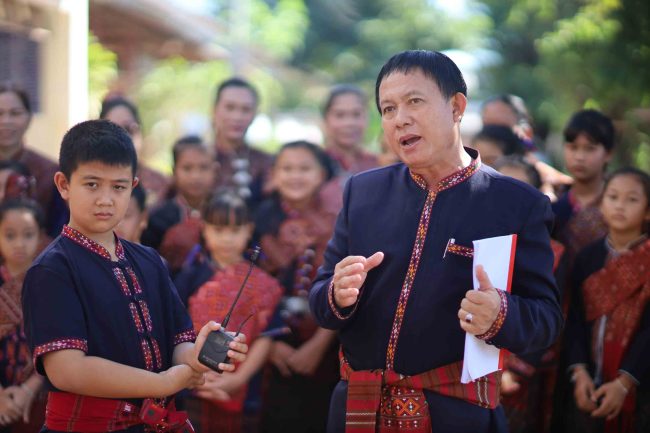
[
  {"xmin": 194, "ymin": 371, "xmax": 244, "ymax": 402},
  {"xmin": 191, "ymin": 322, "xmax": 248, "ymax": 373},
  {"xmin": 159, "ymin": 364, "xmax": 205, "ymax": 396}
]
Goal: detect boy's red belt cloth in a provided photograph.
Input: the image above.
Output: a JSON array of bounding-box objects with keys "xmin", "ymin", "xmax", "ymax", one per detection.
[
  {"xmin": 45, "ymin": 392, "xmax": 194, "ymax": 433},
  {"xmin": 340, "ymin": 353, "xmax": 502, "ymax": 433}
]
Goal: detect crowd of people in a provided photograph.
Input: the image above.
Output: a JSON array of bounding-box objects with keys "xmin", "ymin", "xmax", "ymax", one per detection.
[{"xmin": 0, "ymin": 48, "xmax": 648, "ymax": 433}]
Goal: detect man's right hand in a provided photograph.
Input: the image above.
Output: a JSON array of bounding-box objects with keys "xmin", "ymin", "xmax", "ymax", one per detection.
[
  {"xmin": 332, "ymin": 252, "xmax": 384, "ymax": 308},
  {"xmin": 573, "ymin": 367, "xmax": 597, "ymax": 412}
]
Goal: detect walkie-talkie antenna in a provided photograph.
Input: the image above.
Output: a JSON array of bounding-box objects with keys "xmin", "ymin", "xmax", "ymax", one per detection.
[{"xmin": 221, "ymin": 246, "xmax": 261, "ymax": 328}]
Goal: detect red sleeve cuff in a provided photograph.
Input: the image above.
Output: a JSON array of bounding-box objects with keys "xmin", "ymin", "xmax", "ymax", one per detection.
[
  {"xmin": 173, "ymin": 329, "xmax": 197, "ymax": 345},
  {"xmin": 476, "ymin": 289, "xmax": 508, "ymax": 341},
  {"xmin": 33, "ymin": 338, "xmax": 88, "ymax": 374}
]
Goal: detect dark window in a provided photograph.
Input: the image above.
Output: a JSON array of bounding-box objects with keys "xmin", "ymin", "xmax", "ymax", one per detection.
[{"xmin": 0, "ymin": 30, "xmax": 40, "ymax": 112}]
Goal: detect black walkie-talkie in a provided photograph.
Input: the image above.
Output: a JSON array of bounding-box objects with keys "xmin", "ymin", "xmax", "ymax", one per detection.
[{"xmin": 198, "ymin": 246, "xmax": 261, "ymax": 372}]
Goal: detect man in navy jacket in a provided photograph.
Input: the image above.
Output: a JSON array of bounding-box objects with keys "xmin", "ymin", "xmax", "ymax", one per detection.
[{"xmin": 309, "ymin": 50, "xmax": 562, "ymax": 433}]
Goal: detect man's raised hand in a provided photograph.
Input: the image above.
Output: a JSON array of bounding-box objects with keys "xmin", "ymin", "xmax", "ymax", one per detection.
[{"xmin": 333, "ymin": 252, "xmax": 384, "ymax": 308}]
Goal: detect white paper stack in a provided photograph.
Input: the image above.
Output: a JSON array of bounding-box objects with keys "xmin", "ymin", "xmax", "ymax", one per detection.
[{"xmin": 461, "ymin": 234, "xmax": 517, "ymax": 384}]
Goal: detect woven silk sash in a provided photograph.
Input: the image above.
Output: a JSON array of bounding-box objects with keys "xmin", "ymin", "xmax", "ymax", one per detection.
[
  {"xmin": 340, "ymin": 353, "xmax": 501, "ymax": 433},
  {"xmin": 46, "ymin": 392, "xmax": 194, "ymax": 433}
]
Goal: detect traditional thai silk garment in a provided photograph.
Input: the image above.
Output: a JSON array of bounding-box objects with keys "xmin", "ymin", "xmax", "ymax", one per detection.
[
  {"xmin": 310, "ymin": 149, "xmax": 562, "ymax": 433},
  {"xmin": 0, "ymin": 267, "xmax": 47, "ymax": 433},
  {"xmin": 565, "ymin": 237, "xmax": 650, "ymax": 433},
  {"xmin": 214, "ymin": 146, "xmax": 273, "ymax": 211},
  {"xmin": 254, "ymin": 195, "xmax": 339, "ymax": 433},
  {"xmin": 552, "ymin": 189, "xmax": 607, "ymax": 262},
  {"xmin": 141, "ymin": 197, "xmax": 202, "ymax": 273},
  {"xmin": 21, "ymin": 226, "xmax": 196, "ymax": 433},
  {"xmin": 185, "ymin": 262, "xmax": 283, "ymax": 433}
]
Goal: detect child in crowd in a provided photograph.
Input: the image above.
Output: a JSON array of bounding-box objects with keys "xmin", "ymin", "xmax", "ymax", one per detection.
[
  {"xmin": 495, "ymin": 155, "xmax": 567, "ymax": 433},
  {"xmin": 552, "ymin": 109, "xmax": 614, "ymax": 260},
  {"xmin": 21, "ymin": 120, "xmax": 247, "ymax": 433},
  {"xmin": 566, "ymin": 167, "xmax": 650, "ymax": 433},
  {"xmin": 177, "ymin": 191, "xmax": 282, "ymax": 433},
  {"xmin": 254, "ymin": 141, "xmax": 338, "ymax": 433},
  {"xmin": 0, "ymin": 161, "xmax": 35, "ymax": 202},
  {"xmin": 0, "ymin": 199, "xmax": 45, "ymax": 432},
  {"xmin": 141, "ymin": 136, "xmax": 217, "ymax": 273},
  {"xmin": 115, "ymin": 184, "xmax": 147, "ymax": 244},
  {"xmin": 471, "ymin": 125, "xmax": 526, "ymax": 167}
]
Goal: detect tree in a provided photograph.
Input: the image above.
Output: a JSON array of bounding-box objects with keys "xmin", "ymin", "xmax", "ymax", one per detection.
[{"xmin": 480, "ymin": 0, "xmax": 650, "ymax": 169}]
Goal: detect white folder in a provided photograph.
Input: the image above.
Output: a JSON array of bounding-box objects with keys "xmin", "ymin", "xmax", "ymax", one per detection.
[{"xmin": 461, "ymin": 234, "xmax": 517, "ymax": 384}]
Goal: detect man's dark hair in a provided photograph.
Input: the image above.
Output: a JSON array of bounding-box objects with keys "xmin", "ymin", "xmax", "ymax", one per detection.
[
  {"xmin": 59, "ymin": 120, "xmax": 138, "ymax": 180},
  {"xmin": 375, "ymin": 50, "xmax": 467, "ymax": 113},
  {"xmin": 99, "ymin": 96, "xmax": 141, "ymax": 126},
  {"xmin": 321, "ymin": 84, "xmax": 367, "ymax": 117},
  {"xmin": 214, "ymin": 77, "xmax": 259, "ymax": 107},
  {"xmin": 563, "ymin": 109, "xmax": 615, "ymax": 152}
]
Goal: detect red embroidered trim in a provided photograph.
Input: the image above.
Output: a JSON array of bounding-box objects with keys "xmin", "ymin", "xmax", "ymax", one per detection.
[
  {"xmin": 327, "ymin": 280, "xmax": 362, "ymax": 320},
  {"xmin": 139, "ymin": 301, "xmax": 153, "ymax": 332},
  {"xmin": 386, "ymin": 189, "xmax": 437, "ymax": 370},
  {"xmin": 150, "ymin": 338, "xmax": 163, "ymax": 370},
  {"xmin": 129, "ymin": 303, "xmax": 144, "ymax": 333},
  {"xmin": 409, "ymin": 156, "xmax": 480, "ymax": 192},
  {"xmin": 126, "ymin": 268, "xmax": 143, "ymax": 295},
  {"xmin": 447, "ymin": 242, "xmax": 474, "ymax": 258},
  {"xmin": 476, "ymin": 290, "xmax": 508, "ymax": 341},
  {"xmin": 113, "ymin": 268, "xmax": 131, "ymax": 296},
  {"xmin": 33, "ymin": 338, "xmax": 88, "ymax": 366},
  {"xmin": 173, "ymin": 330, "xmax": 196, "ymax": 345},
  {"xmin": 62, "ymin": 225, "xmax": 125, "ymax": 261},
  {"xmin": 140, "ymin": 338, "xmax": 153, "ymax": 371}
]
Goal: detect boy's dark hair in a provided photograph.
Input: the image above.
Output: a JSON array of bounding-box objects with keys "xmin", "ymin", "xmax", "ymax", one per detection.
[
  {"xmin": 563, "ymin": 109, "xmax": 615, "ymax": 152},
  {"xmin": 0, "ymin": 82, "xmax": 31, "ymax": 114},
  {"xmin": 493, "ymin": 155, "xmax": 542, "ymax": 189},
  {"xmin": 322, "ymin": 84, "xmax": 367, "ymax": 117},
  {"xmin": 481, "ymin": 94, "xmax": 532, "ymax": 128},
  {"xmin": 274, "ymin": 140, "xmax": 336, "ymax": 182},
  {"xmin": 214, "ymin": 77, "xmax": 259, "ymax": 107},
  {"xmin": 375, "ymin": 50, "xmax": 467, "ymax": 113},
  {"xmin": 0, "ymin": 198, "xmax": 45, "ymax": 230},
  {"xmin": 99, "ymin": 96, "xmax": 141, "ymax": 125},
  {"xmin": 131, "ymin": 183, "xmax": 147, "ymax": 213},
  {"xmin": 59, "ymin": 120, "xmax": 138, "ymax": 179},
  {"xmin": 172, "ymin": 135, "xmax": 211, "ymax": 166},
  {"xmin": 203, "ymin": 189, "xmax": 251, "ymax": 227},
  {"xmin": 472, "ymin": 125, "xmax": 525, "ymax": 157}
]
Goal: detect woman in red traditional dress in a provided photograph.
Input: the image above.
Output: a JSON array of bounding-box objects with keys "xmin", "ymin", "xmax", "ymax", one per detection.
[
  {"xmin": 566, "ymin": 167, "xmax": 650, "ymax": 433},
  {"xmin": 0, "ymin": 199, "xmax": 45, "ymax": 432}
]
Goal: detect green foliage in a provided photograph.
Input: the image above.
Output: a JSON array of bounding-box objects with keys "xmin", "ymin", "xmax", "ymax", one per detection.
[
  {"xmin": 88, "ymin": 32, "xmax": 118, "ymax": 117},
  {"xmin": 481, "ymin": 0, "xmax": 650, "ymax": 169}
]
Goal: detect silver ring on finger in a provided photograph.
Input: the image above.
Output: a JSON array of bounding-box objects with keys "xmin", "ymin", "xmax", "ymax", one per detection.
[{"xmin": 465, "ymin": 313, "xmax": 473, "ymax": 324}]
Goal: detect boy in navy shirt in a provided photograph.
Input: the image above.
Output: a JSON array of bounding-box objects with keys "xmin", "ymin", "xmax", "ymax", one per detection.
[{"xmin": 22, "ymin": 120, "xmax": 247, "ymax": 433}]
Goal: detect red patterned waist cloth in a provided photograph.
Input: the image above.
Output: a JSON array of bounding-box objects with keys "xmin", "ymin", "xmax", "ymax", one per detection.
[
  {"xmin": 45, "ymin": 392, "xmax": 194, "ymax": 433},
  {"xmin": 340, "ymin": 353, "xmax": 502, "ymax": 433}
]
